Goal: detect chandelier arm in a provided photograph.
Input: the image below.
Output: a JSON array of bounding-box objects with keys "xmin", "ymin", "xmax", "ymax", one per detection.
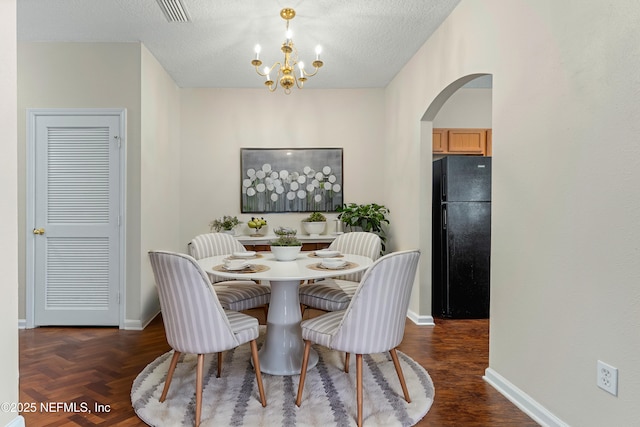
[
  {"xmin": 265, "ymin": 68, "xmax": 282, "ymax": 92},
  {"xmin": 255, "ymin": 62, "xmax": 282, "ymax": 77},
  {"xmin": 301, "ymin": 67, "xmax": 321, "ymax": 78}
]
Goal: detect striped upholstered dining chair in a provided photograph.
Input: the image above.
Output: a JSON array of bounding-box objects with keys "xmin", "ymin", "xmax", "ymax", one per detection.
[
  {"xmin": 299, "ymin": 232, "xmax": 382, "ymax": 313},
  {"xmin": 148, "ymin": 250, "xmax": 266, "ymax": 427},
  {"xmin": 188, "ymin": 233, "xmax": 270, "ymax": 316},
  {"xmin": 295, "ymin": 249, "xmax": 421, "ymax": 427}
]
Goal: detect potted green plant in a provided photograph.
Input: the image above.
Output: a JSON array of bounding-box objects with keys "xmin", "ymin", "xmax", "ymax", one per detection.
[
  {"xmin": 336, "ymin": 203, "xmax": 390, "ymax": 253},
  {"xmin": 269, "ymin": 227, "xmax": 302, "ymax": 261},
  {"xmin": 301, "ymin": 212, "xmax": 327, "ymax": 236},
  {"xmin": 209, "ymin": 215, "xmax": 242, "ymax": 235}
]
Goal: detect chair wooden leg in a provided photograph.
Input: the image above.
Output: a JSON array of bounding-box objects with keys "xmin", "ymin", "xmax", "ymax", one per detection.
[
  {"xmin": 250, "ymin": 340, "xmax": 267, "ymax": 407},
  {"xmin": 195, "ymin": 354, "xmax": 204, "ymax": 427},
  {"xmin": 390, "ymin": 348, "xmax": 411, "ymax": 403},
  {"xmin": 300, "ymin": 304, "xmax": 306, "ymax": 316},
  {"xmin": 295, "ymin": 340, "xmax": 312, "ymax": 406},
  {"xmin": 263, "ymin": 304, "xmax": 269, "ymax": 321},
  {"xmin": 356, "ymin": 354, "xmax": 363, "ymax": 427},
  {"xmin": 217, "ymin": 352, "xmax": 223, "ymax": 378},
  {"xmin": 344, "ymin": 352, "xmax": 350, "ymax": 373},
  {"xmin": 160, "ymin": 350, "xmax": 181, "ymax": 402}
]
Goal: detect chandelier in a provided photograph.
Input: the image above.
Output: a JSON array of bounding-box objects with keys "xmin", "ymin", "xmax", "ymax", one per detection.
[{"xmin": 251, "ymin": 8, "xmax": 323, "ymax": 94}]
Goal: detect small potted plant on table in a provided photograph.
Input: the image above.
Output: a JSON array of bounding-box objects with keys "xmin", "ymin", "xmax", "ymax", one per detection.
[
  {"xmin": 209, "ymin": 215, "xmax": 242, "ymax": 235},
  {"xmin": 269, "ymin": 227, "xmax": 303, "ymax": 261},
  {"xmin": 301, "ymin": 212, "xmax": 327, "ymax": 236}
]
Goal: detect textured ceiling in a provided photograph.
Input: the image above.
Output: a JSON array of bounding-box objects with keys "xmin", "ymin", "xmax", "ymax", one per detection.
[{"xmin": 17, "ymin": 0, "xmax": 462, "ymax": 89}]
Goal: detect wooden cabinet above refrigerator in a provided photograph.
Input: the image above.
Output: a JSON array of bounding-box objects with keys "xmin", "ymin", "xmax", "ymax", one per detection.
[{"xmin": 433, "ymin": 128, "xmax": 492, "ymax": 156}]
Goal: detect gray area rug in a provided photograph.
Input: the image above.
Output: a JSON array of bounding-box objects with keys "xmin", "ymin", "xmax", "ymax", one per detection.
[{"xmin": 131, "ymin": 328, "xmax": 434, "ymax": 426}]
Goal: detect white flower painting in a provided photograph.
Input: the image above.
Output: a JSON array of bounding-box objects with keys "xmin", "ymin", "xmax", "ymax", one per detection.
[{"xmin": 241, "ymin": 148, "xmax": 343, "ymax": 213}]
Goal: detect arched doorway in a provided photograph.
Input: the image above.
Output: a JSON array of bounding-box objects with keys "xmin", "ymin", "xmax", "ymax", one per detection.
[{"xmin": 421, "ymin": 73, "xmax": 493, "ymax": 319}]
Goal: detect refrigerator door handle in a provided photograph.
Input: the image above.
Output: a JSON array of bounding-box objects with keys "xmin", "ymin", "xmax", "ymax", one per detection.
[
  {"xmin": 442, "ymin": 205, "xmax": 447, "ymax": 230},
  {"xmin": 442, "ymin": 174, "xmax": 446, "ymax": 200}
]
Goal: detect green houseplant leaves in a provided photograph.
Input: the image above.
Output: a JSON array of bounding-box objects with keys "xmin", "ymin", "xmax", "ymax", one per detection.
[{"xmin": 336, "ymin": 203, "xmax": 390, "ymax": 254}]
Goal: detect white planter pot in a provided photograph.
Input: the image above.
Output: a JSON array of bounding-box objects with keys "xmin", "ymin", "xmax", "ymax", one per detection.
[
  {"xmin": 302, "ymin": 221, "xmax": 326, "ymax": 237},
  {"xmin": 270, "ymin": 245, "xmax": 302, "ymax": 261}
]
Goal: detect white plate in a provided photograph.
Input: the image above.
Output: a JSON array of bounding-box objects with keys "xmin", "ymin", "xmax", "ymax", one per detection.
[
  {"xmin": 321, "ymin": 262, "xmax": 347, "ymax": 270},
  {"xmin": 315, "ymin": 250, "xmax": 340, "ymax": 258},
  {"xmin": 233, "ymin": 251, "xmax": 256, "ymax": 258},
  {"xmin": 321, "ymin": 259, "xmax": 346, "ymax": 269},
  {"xmin": 224, "ymin": 263, "xmax": 250, "ymax": 271}
]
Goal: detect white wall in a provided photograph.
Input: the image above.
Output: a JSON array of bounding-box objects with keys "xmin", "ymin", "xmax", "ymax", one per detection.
[
  {"xmin": 0, "ymin": 0, "xmax": 19, "ymax": 425},
  {"xmin": 386, "ymin": 0, "xmax": 640, "ymax": 425},
  {"xmin": 432, "ymin": 88, "xmax": 492, "ymax": 128},
  {"xmin": 178, "ymin": 88, "xmax": 386, "ymax": 248},
  {"xmin": 139, "ymin": 45, "xmax": 181, "ymax": 325}
]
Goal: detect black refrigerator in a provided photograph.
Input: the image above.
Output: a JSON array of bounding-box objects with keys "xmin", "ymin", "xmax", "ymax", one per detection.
[{"xmin": 432, "ymin": 156, "xmax": 491, "ymax": 318}]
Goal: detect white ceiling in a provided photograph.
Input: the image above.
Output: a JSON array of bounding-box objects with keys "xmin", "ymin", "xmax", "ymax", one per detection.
[{"xmin": 17, "ymin": 0, "xmax": 462, "ymax": 89}]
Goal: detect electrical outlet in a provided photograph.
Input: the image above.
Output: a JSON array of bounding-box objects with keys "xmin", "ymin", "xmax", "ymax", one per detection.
[{"xmin": 597, "ymin": 360, "xmax": 618, "ymax": 396}]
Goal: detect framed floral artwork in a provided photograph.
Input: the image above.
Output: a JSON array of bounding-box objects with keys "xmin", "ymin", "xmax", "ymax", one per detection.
[{"xmin": 241, "ymin": 148, "xmax": 343, "ymax": 213}]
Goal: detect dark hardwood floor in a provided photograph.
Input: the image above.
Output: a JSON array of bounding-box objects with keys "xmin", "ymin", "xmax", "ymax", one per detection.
[{"xmin": 19, "ymin": 309, "xmax": 538, "ymax": 426}]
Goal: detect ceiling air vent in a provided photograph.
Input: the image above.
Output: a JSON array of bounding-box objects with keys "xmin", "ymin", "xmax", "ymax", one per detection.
[{"xmin": 156, "ymin": 0, "xmax": 190, "ymax": 23}]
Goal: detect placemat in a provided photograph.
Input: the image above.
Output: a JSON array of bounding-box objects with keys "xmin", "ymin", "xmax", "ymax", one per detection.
[
  {"xmin": 212, "ymin": 264, "xmax": 270, "ymax": 274},
  {"xmin": 307, "ymin": 261, "xmax": 358, "ymax": 271}
]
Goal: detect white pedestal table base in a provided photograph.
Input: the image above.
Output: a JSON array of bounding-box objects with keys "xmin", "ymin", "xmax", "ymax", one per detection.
[{"xmin": 257, "ymin": 279, "xmax": 318, "ymax": 375}]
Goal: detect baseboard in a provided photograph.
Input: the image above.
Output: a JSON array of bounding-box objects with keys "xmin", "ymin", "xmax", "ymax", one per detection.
[
  {"xmin": 483, "ymin": 368, "xmax": 568, "ymax": 427},
  {"xmin": 141, "ymin": 309, "xmax": 161, "ymax": 329},
  {"xmin": 20, "ymin": 315, "xmax": 160, "ymax": 330},
  {"xmin": 123, "ymin": 318, "xmax": 144, "ymax": 330},
  {"xmin": 407, "ymin": 309, "xmax": 435, "ymax": 326},
  {"xmin": 5, "ymin": 415, "xmax": 25, "ymax": 427},
  {"xmin": 124, "ymin": 309, "xmax": 160, "ymax": 330}
]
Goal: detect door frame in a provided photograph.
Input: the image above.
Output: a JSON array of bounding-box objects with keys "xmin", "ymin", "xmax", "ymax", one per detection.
[{"xmin": 25, "ymin": 108, "xmax": 127, "ymax": 329}]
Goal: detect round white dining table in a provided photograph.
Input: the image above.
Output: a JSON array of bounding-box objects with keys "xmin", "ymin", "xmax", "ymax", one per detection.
[{"xmin": 197, "ymin": 251, "xmax": 373, "ymax": 375}]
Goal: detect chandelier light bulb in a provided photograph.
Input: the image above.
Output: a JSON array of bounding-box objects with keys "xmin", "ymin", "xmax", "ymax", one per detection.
[
  {"xmin": 299, "ymin": 61, "xmax": 305, "ymax": 78},
  {"xmin": 263, "ymin": 66, "xmax": 270, "ymax": 81},
  {"xmin": 254, "ymin": 44, "xmax": 261, "ymax": 60},
  {"xmin": 315, "ymin": 45, "xmax": 322, "ymax": 59}
]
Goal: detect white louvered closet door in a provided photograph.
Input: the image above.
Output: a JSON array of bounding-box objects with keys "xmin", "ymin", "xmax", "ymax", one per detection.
[{"xmin": 34, "ymin": 114, "xmax": 121, "ymax": 326}]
